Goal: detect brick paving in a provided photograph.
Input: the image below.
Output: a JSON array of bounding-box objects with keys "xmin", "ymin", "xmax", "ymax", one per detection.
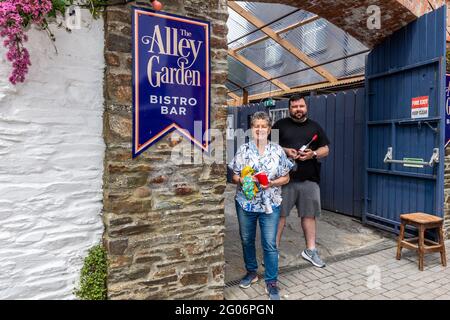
[{"xmin": 224, "ymin": 240, "xmax": 450, "ymax": 300}]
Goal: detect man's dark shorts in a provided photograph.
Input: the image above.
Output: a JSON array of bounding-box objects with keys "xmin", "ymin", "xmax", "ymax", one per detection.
[{"xmin": 281, "ymin": 180, "xmax": 321, "ymax": 217}]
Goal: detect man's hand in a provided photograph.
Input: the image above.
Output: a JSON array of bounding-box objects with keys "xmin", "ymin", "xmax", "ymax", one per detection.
[
  {"xmin": 284, "ymin": 148, "xmax": 298, "ymax": 159},
  {"xmin": 298, "ymin": 149, "xmax": 314, "ymax": 161}
]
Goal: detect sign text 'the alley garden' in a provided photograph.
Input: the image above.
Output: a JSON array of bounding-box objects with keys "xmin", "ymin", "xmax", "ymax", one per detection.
[{"xmin": 132, "ymin": 7, "xmax": 210, "ymax": 157}]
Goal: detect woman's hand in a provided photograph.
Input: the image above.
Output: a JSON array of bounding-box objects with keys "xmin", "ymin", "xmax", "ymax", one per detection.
[
  {"xmin": 268, "ymin": 174, "xmax": 290, "ymax": 187},
  {"xmin": 235, "ymin": 175, "xmax": 256, "ymax": 185},
  {"xmin": 260, "ymin": 181, "xmax": 273, "ymax": 190},
  {"xmin": 232, "ymin": 174, "xmax": 242, "ymax": 185}
]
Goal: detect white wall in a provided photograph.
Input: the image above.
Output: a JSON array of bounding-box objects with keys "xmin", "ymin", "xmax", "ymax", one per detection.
[{"xmin": 0, "ymin": 11, "xmax": 105, "ymax": 299}]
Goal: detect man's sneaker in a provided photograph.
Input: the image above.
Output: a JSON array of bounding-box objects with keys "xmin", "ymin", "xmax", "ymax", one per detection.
[
  {"xmin": 301, "ymin": 248, "xmax": 326, "ymax": 268},
  {"xmin": 265, "ymin": 282, "xmax": 280, "ymax": 300},
  {"xmin": 239, "ymin": 272, "xmax": 258, "ymax": 289}
]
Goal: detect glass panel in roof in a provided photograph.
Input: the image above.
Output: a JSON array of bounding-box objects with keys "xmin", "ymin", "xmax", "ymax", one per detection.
[
  {"xmin": 238, "ymin": 38, "xmax": 310, "ymax": 79},
  {"xmin": 231, "ymin": 2, "xmax": 319, "ymax": 35},
  {"xmin": 227, "ymin": 2, "xmax": 312, "ymax": 49},
  {"xmin": 277, "ymin": 69, "xmax": 326, "ymax": 89},
  {"xmin": 246, "ymin": 81, "xmax": 277, "ymax": 96},
  {"xmin": 228, "ymin": 30, "xmax": 267, "ymax": 50},
  {"xmin": 282, "ymin": 19, "xmax": 368, "ymax": 66},
  {"xmin": 227, "ymin": 7, "xmax": 259, "ymax": 44},
  {"xmin": 269, "ymin": 10, "xmax": 317, "ymax": 33},
  {"xmin": 226, "ymin": 80, "xmax": 242, "ymax": 94},
  {"xmin": 323, "ymin": 53, "xmax": 367, "ymax": 78},
  {"xmin": 227, "ymin": 56, "xmax": 268, "ymax": 89},
  {"xmin": 236, "ymin": 1, "xmax": 298, "ymax": 25}
]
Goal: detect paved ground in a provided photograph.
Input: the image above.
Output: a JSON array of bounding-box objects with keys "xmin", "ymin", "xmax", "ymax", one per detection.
[
  {"xmin": 224, "ymin": 240, "xmax": 450, "ymax": 300},
  {"xmin": 224, "ymin": 183, "xmax": 394, "ymax": 283}
]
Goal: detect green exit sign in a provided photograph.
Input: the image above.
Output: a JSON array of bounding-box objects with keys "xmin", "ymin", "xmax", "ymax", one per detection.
[
  {"xmin": 403, "ymin": 158, "xmax": 424, "ymax": 168},
  {"xmin": 263, "ymin": 98, "xmax": 275, "ymax": 107}
]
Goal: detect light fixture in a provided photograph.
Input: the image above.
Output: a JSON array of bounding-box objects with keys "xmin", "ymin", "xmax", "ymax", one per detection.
[{"xmin": 150, "ymin": 0, "xmax": 163, "ymax": 10}]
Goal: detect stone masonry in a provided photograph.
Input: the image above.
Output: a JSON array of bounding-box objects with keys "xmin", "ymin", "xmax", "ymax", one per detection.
[
  {"xmin": 102, "ymin": 0, "xmax": 228, "ymax": 299},
  {"xmin": 444, "ymin": 149, "xmax": 450, "ymax": 238}
]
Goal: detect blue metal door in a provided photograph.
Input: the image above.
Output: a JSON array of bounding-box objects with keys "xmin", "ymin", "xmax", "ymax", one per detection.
[{"xmin": 364, "ymin": 6, "xmax": 446, "ymax": 232}]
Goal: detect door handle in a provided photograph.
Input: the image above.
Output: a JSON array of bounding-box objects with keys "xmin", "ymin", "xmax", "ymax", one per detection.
[{"xmin": 383, "ymin": 147, "xmax": 439, "ymax": 167}]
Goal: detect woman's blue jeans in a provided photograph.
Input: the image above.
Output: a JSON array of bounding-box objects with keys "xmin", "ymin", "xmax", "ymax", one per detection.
[{"xmin": 235, "ymin": 201, "xmax": 280, "ymax": 283}]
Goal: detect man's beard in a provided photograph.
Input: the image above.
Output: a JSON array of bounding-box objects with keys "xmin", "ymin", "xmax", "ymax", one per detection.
[{"xmin": 289, "ymin": 111, "xmax": 307, "ymax": 123}]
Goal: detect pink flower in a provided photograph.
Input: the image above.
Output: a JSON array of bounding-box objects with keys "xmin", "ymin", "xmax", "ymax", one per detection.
[{"xmin": 0, "ymin": 0, "xmax": 52, "ymax": 84}]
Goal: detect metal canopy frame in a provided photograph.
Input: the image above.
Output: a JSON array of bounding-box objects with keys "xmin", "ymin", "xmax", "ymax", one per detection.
[{"xmin": 226, "ymin": 1, "xmax": 368, "ymax": 104}]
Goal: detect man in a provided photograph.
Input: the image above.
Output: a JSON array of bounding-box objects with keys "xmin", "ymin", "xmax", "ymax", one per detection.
[{"xmin": 273, "ymin": 94, "xmax": 330, "ymax": 268}]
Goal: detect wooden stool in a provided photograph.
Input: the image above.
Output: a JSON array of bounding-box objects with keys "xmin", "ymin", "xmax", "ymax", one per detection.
[{"xmin": 396, "ymin": 213, "xmax": 447, "ymax": 271}]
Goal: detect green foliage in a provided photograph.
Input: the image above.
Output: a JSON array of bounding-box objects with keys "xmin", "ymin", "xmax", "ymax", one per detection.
[
  {"xmin": 48, "ymin": 0, "xmax": 73, "ymax": 19},
  {"xmin": 87, "ymin": 0, "xmax": 106, "ymax": 19},
  {"xmin": 47, "ymin": 0, "xmax": 104, "ymax": 20},
  {"xmin": 74, "ymin": 244, "xmax": 108, "ymax": 300}
]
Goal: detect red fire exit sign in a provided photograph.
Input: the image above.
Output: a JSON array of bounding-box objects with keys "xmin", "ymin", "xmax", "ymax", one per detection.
[{"xmin": 411, "ymin": 96, "xmax": 429, "ymax": 119}]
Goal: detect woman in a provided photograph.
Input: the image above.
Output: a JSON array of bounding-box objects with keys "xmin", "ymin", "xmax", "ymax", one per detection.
[{"xmin": 229, "ymin": 111, "xmax": 293, "ymax": 300}]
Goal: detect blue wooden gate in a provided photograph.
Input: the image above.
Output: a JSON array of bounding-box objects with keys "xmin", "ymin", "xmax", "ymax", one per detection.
[
  {"xmin": 308, "ymin": 89, "xmax": 365, "ymax": 218},
  {"xmin": 364, "ymin": 6, "xmax": 447, "ymax": 232}
]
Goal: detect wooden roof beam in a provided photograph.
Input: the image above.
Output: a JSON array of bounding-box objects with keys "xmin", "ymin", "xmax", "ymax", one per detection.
[
  {"xmin": 227, "ymin": 75, "xmax": 365, "ymax": 103},
  {"xmin": 227, "ymin": 91, "xmax": 243, "ymax": 106}
]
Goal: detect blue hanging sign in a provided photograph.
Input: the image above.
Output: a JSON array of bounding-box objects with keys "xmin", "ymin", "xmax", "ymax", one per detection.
[
  {"xmin": 132, "ymin": 7, "xmax": 210, "ymax": 157},
  {"xmin": 446, "ymin": 74, "xmax": 450, "ymax": 145}
]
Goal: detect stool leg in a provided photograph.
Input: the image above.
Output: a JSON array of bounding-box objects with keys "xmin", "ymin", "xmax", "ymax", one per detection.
[
  {"xmin": 438, "ymin": 227, "xmax": 447, "ymax": 267},
  {"xmin": 396, "ymin": 222, "xmax": 405, "ymax": 260},
  {"xmin": 418, "ymin": 225, "xmax": 425, "ymax": 271}
]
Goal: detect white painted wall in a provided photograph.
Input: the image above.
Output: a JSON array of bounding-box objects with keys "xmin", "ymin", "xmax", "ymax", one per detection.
[{"xmin": 0, "ymin": 11, "xmax": 105, "ymax": 299}]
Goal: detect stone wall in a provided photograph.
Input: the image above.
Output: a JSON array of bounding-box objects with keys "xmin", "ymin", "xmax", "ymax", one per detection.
[
  {"xmin": 103, "ymin": 0, "xmax": 228, "ymax": 299},
  {"xmin": 444, "ymin": 148, "xmax": 450, "ymax": 239},
  {"xmin": 0, "ymin": 11, "xmax": 105, "ymax": 299}
]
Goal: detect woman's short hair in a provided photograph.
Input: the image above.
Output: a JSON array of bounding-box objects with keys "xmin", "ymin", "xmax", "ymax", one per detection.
[{"xmin": 250, "ymin": 111, "xmax": 272, "ymax": 127}]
